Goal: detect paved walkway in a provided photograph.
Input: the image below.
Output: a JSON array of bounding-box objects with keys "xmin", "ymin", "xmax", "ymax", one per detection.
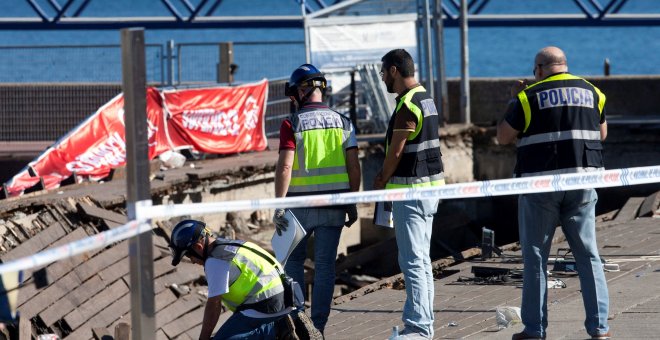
[{"xmin": 324, "ymin": 217, "xmax": 660, "ymax": 339}]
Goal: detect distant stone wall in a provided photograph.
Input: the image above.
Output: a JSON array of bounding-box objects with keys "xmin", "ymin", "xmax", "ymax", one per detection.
[{"xmin": 445, "ymin": 75, "xmax": 660, "ymax": 124}]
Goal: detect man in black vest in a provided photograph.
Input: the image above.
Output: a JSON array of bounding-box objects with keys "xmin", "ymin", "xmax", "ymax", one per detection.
[
  {"xmin": 374, "ymin": 49, "xmax": 445, "ymax": 339},
  {"xmin": 497, "ymin": 46, "xmax": 610, "ymax": 340}
]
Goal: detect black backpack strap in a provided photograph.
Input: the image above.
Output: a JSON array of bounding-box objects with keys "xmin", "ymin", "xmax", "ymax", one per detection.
[{"xmin": 215, "ymin": 241, "xmax": 284, "ymax": 275}]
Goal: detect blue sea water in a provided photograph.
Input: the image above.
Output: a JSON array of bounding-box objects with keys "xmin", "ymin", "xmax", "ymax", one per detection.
[{"xmin": 1, "ymin": 0, "xmax": 659, "ymax": 82}]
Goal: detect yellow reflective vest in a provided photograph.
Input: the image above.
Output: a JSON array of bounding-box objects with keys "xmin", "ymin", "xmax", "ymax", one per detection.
[
  {"xmin": 209, "ymin": 240, "xmax": 284, "ymax": 313},
  {"xmin": 286, "ymin": 104, "xmax": 355, "ymax": 196}
]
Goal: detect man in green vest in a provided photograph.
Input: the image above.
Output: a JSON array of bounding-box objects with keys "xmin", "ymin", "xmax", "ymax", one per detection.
[
  {"xmin": 374, "ymin": 49, "xmax": 445, "ymax": 339},
  {"xmin": 497, "ymin": 46, "xmax": 610, "ymax": 340},
  {"xmin": 169, "ymin": 219, "xmax": 317, "ymax": 339},
  {"xmin": 273, "ymin": 63, "xmax": 361, "ymax": 335}
]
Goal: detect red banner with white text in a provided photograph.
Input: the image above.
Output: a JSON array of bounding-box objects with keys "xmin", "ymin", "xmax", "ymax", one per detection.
[
  {"xmin": 4, "ymin": 88, "xmax": 166, "ymax": 196},
  {"xmin": 163, "ymin": 80, "xmax": 268, "ymax": 154},
  {"xmin": 4, "ymin": 80, "xmax": 269, "ymax": 197}
]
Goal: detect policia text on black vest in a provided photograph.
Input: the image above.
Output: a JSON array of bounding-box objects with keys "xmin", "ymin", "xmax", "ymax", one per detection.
[{"xmin": 509, "ymin": 73, "xmax": 606, "ymax": 177}]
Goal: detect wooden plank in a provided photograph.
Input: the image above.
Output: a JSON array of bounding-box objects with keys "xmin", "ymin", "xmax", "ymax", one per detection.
[
  {"xmin": 19, "ymin": 269, "xmax": 82, "ymax": 319},
  {"xmin": 638, "ymin": 191, "xmax": 660, "ymax": 217},
  {"xmin": 156, "ymin": 288, "xmax": 178, "ymax": 312},
  {"xmin": 156, "ymin": 329, "xmax": 169, "ymax": 340},
  {"xmin": 99, "ymin": 257, "xmax": 129, "ymax": 283},
  {"xmin": 153, "ymin": 256, "xmax": 176, "ymax": 278},
  {"xmin": 152, "ymin": 262, "xmax": 201, "ymax": 294},
  {"xmin": 39, "ymin": 275, "xmax": 105, "ymax": 327},
  {"xmin": 92, "ymin": 327, "xmax": 112, "ymax": 340},
  {"xmin": 18, "ymin": 228, "xmax": 93, "ymax": 306},
  {"xmin": 114, "ymin": 322, "xmax": 130, "ymax": 340},
  {"xmin": 161, "ymin": 303, "xmax": 204, "ymax": 339},
  {"xmin": 109, "ymin": 287, "xmax": 178, "ymax": 334},
  {"xmin": 155, "ymin": 295, "xmax": 203, "ymax": 329},
  {"xmin": 77, "ymin": 203, "xmax": 128, "ymax": 225},
  {"xmin": 614, "ymin": 196, "xmax": 646, "ymax": 222},
  {"xmin": 74, "ymin": 241, "xmax": 129, "ymax": 283},
  {"xmin": 64, "ymin": 279, "xmax": 129, "ymax": 330},
  {"xmin": 98, "ymin": 242, "xmax": 162, "ymax": 283},
  {"xmin": 185, "ymin": 324, "xmax": 203, "ymax": 340},
  {"xmin": 18, "ymin": 315, "xmax": 32, "ymax": 340},
  {"xmin": 20, "ymin": 234, "xmax": 187, "ymax": 337},
  {"xmin": 41, "ymin": 227, "xmax": 95, "ymax": 278},
  {"xmin": 1, "ymin": 221, "xmax": 65, "ymax": 262},
  {"xmin": 65, "ymin": 292, "xmax": 131, "ymax": 340}
]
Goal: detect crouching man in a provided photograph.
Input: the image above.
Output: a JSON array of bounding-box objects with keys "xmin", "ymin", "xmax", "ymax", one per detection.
[{"xmin": 169, "ymin": 219, "xmax": 320, "ymax": 339}]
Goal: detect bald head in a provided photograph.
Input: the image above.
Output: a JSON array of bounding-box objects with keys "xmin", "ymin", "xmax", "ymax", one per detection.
[{"xmin": 535, "ymin": 46, "xmax": 568, "ymax": 77}]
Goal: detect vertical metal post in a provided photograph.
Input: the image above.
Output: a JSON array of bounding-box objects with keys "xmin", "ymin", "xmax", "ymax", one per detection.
[
  {"xmin": 166, "ymin": 39, "xmax": 174, "ymax": 86},
  {"xmin": 460, "ymin": 0, "xmax": 471, "ymax": 124},
  {"xmin": 217, "ymin": 42, "xmax": 234, "ymax": 84},
  {"xmin": 422, "ymin": 0, "xmax": 434, "ymax": 99},
  {"xmin": 121, "ymin": 27, "xmax": 155, "ymax": 340},
  {"xmin": 350, "ymin": 71, "xmax": 359, "ymax": 133},
  {"xmin": 303, "ymin": 0, "xmax": 311, "ymax": 63},
  {"xmin": 434, "ymin": 0, "xmax": 449, "ymax": 123},
  {"xmin": 177, "ymin": 44, "xmax": 182, "ymax": 85},
  {"xmin": 604, "ymin": 58, "xmax": 611, "ymax": 76}
]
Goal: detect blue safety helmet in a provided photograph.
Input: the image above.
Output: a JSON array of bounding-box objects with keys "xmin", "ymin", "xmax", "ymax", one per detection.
[
  {"xmin": 284, "ymin": 64, "xmax": 327, "ymax": 97},
  {"xmin": 169, "ymin": 219, "xmax": 208, "ymax": 266}
]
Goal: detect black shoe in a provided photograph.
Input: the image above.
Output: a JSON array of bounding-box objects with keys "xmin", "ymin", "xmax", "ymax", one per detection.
[{"xmin": 511, "ymin": 331, "xmax": 545, "ymax": 340}]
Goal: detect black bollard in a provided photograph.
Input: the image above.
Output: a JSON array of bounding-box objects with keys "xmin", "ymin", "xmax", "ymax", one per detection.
[{"xmin": 604, "ymin": 58, "xmax": 611, "ymax": 76}]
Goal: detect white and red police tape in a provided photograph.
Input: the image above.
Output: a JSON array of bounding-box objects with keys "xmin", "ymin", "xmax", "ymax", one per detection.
[{"xmin": 1, "ymin": 165, "xmax": 659, "ymax": 274}]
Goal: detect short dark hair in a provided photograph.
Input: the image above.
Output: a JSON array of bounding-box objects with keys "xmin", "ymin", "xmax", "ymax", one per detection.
[{"xmin": 381, "ymin": 49, "xmax": 415, "ymax": 78}]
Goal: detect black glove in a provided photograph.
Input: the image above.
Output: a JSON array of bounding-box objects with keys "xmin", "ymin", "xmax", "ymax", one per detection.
[
  {"xmin": 272, "ymin": 208, "xmax": 288, "ymax": 236},
  {"xmin": 344, "ymin": 204, "xmax": 358, "ymax": 227}
]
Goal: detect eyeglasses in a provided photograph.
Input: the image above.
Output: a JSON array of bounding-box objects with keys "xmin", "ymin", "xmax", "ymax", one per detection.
[
  {"xmin": 379, "ymin": 69, "xmax": 385, "ymax": 77},
  {"xmin": 532, "ymin": 63, "xmax": 543, "ymax": 76}
]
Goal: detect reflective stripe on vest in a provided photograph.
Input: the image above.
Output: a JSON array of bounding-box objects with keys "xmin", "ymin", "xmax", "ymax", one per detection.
[
  {"xmin": 403, "ymin": 138, "xmax": 441, "ymax": 153},
  {"xmin": 211, "ymin": 241, "xmax": 283, "ymax": 312},
  {"xmin": 287, "ymin": 109, "xmax": 351, "ymax": 195},
  {"xmin": 517, "ymin": 129, "xmax": 601, "ymax": 148},
  {"xmin": 386, "ymin": 86, "xmax": 445, "ymax": 189}
]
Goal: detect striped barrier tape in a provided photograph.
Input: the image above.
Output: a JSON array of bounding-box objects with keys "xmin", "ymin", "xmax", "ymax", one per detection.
[
  {"xmin": 142, "ymin": 165, "xmax": 660, "ymax": 220},
  {"xmin": 0, "ymin": 165, "xmax": 658, "ymax": 274},
  {"xmin": 0, "ymin": 220, "xmax": 152, "ymax": 274}
]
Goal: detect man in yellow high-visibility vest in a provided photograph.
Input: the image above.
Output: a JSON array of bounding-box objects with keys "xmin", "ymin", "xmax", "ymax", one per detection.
[{"xmin": 273, "ymin": 63, "xmax": 361, "ymax": 335}]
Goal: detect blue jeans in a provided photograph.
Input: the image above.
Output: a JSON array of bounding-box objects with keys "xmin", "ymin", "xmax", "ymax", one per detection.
[
  {"xmin": 214, "ymin": 312, "xmax": 281, "ymax": 340},
  {"xmin": 393, "ymin": 198, "xmax": 439, "ymax": 339},
  {"xmin": 518, "ymin": 189, "xmax": 609, "ymax": 337},
  {"xmin": 285, "ymin": 207, "xmax": 344, "ymax": 333}
]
